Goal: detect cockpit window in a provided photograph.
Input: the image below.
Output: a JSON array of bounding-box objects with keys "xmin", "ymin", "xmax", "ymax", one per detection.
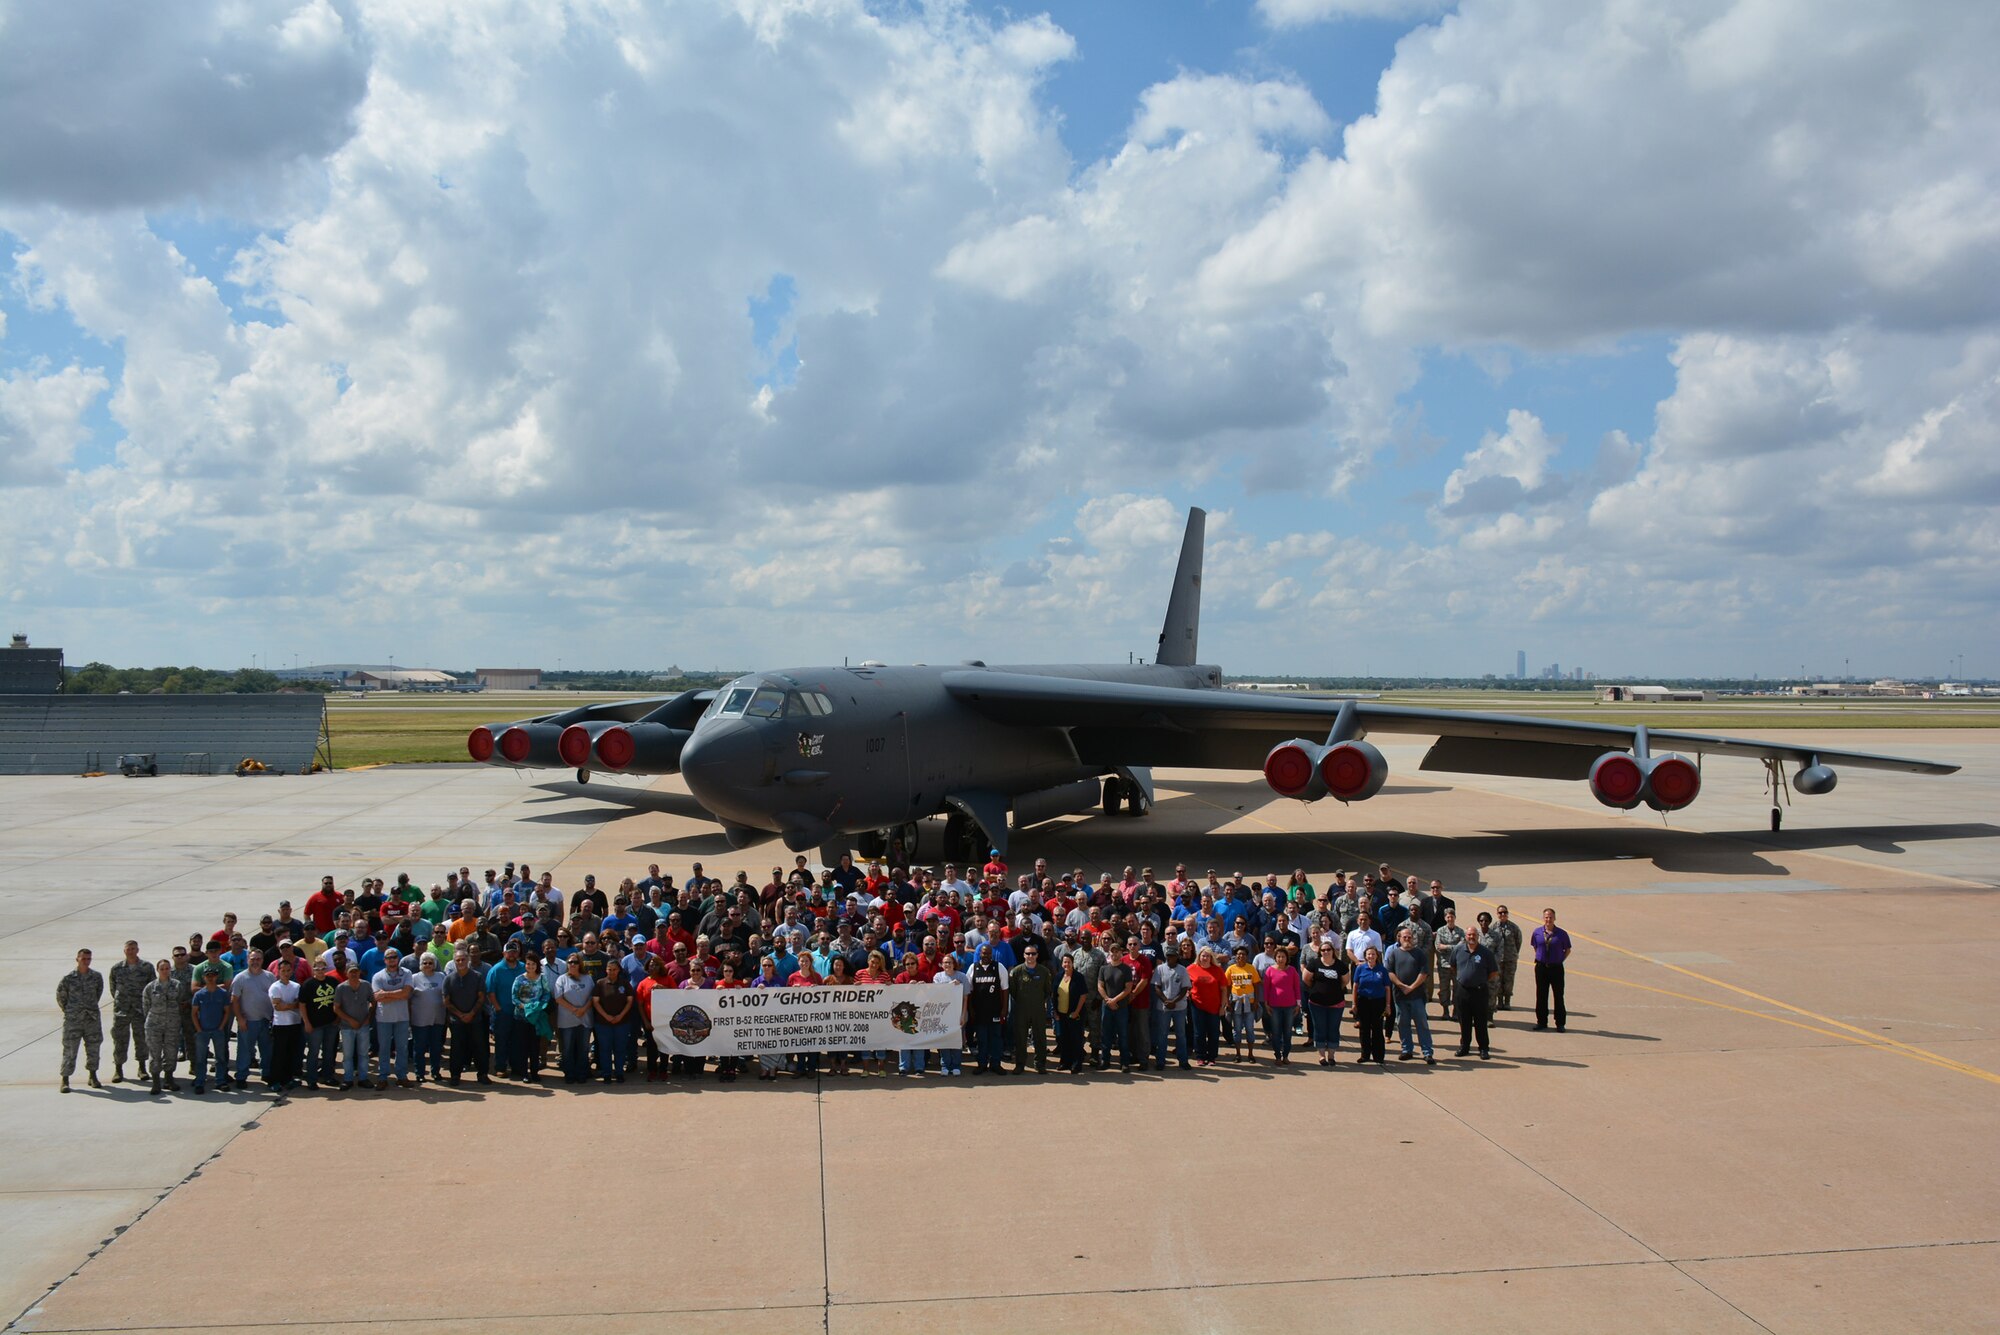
[
  {"xmin": 716, "ymin": 687, "xmax": 756, "ymax": 717},
  {"xmin": 744, "ymin": 687, "xmax": 788, "ymax": 718}
]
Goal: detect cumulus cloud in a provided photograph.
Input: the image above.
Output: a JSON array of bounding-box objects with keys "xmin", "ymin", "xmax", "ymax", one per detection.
[
  {"xmin": 1258, "ymin": 0, "xmax": 1453, "ymax": 25},
  {"xmin": 0, "ymin": 0, "xmax": 1993, "ymax": 678},
  {"xmin": 1202, "ymin": 0, "xmax": 2000, "ymax": 344},
  {"xmin": 1437, "ymin": 408, "xmax": 1562, "ymax": 518},
  {"xmin": 0, "ymin": 362, "xmax": 108, "ymax": 486},
  {"xmin": 0, "ymin": 0, "xmax": 369, "ymax": 210}
]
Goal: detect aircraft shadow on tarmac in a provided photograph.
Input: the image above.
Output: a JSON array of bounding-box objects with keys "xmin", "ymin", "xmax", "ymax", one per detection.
[
  {"xmin": 529, "ymin": 777, "xmax": 1997, "ymax": 892},
  {"xmin": 1046, "ymin": 780, "xmax": 2000, "ymax": 896}
]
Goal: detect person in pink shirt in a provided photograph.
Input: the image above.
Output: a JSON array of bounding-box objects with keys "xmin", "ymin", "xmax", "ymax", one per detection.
[{"xmin": 1262, "ymin": 946, "xmax": 1304, "ymax": 1066}]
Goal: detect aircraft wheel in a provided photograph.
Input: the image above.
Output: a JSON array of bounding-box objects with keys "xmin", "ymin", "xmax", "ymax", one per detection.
[
  {"xmin": 1122, "ymin": 785, "xmax": 1147, "ymax": 817},
  {"xmin": 1102, "ymin": 777, "xmax": 1123, "ymax": 815},
  {"xmin": 575, "ymin": 768, "xmax": 590, "ymax": 784},
  {"xmin": 1771, "ymin": 806, "xmax": 1782, "ymax": 832},
  {"xmin": 888, "ymin": 822, "xmax": 919, "ymax": 866},
  {"xmin": 855, "ymin": 829, "xmax": 889, "ymax": 860}
]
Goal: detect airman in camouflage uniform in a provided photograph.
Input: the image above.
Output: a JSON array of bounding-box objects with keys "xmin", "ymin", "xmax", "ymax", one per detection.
[
  {"xmin": 107, "ymin": 940, "xmax": 152, "ymax": 1083},
  {"xmin": 1493, "ymin": 905, "xmax": 1525, "ymax": 1011},
  {"xmin": 170, "ymin": 947, "xmax": 198, "ymax": 1073},
  {"xmin": 141, "ymin": 960, "xmax": 187, "ymax": 1094},
  {"xmin": 1331, "ymin": 882, "xmax": 1360, "ymax": 936},
  {"xmin": 1474, "ymin": 913, "xmax": 1502, "ymax": 1021},
  {"xmin": 1431, "ymin": 912, "xmax": 1466, "ymax": 1019},
  {"xmin": 57, "ymin": 948, "xmax": 104, "ymax": 1092}
]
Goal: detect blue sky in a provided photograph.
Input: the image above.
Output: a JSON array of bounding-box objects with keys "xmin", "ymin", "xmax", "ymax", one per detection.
[{"xmin": 1, "ymin": 0, "xmax": 1995, "ymax": 680}]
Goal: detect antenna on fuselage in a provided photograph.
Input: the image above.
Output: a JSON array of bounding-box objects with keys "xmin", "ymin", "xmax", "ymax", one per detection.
[{"xmin": 1156, "ymin": 507, "xmax": 1205, "ymax": 667}]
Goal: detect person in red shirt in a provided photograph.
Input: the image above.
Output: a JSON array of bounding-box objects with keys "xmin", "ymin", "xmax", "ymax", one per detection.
[
  {"xmin": 1185, "ymin": 946, "xmax": 1226, "ymax": 1066},
  {"xmin": 636, "ymin": 956, "xmax": 674, "ymax": 1081},
  {"xmin": 304, "ymin": 877, "xmax": 343, "ymax": 934},
  {"xmin": 879, "ymin": 896, "xmax": 906, "ymax": 933},
  {"xmin": 1122, "ymin": 942, "xmax": 1154, "ymax": 1058},
  {"xmin": 982, "ymin": 851, "xmax": 1008, "ymax": 883},
  {"xmin": 659, "ymin": 912, "xmax": 695, "ymax": 959}
]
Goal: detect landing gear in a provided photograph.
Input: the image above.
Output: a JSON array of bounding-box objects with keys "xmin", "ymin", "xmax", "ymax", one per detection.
[
  {"xmin": 575, "ymin": 768, "xmax": 590, "ymax": 784},
  {"xmin": 855, "ymin": 823, "xmax": 920, "ymax": 865},
  {"xmin": 942, "ymin": 811, "xmax": 986, "ymax": 866},
  {"xmin": 887, "ymin": 822, "xmax": 920, "ymax": 867},
  {"xmin": 1771, "ymin": 806, "xmax": 1783, "ymax": 832},
  {"xmin": 1102, "ymin": 776, "xmax": 1147, "ymax": 817}
]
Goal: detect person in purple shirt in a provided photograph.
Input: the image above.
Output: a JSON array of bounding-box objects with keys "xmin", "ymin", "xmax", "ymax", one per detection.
[{"xmin": 1531, "ymin": 908, "xmax": 1573, "ymax": 1032}]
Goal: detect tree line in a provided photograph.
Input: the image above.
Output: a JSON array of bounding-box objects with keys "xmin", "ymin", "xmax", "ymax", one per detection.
[{"xmin": 62, "ymin": 664, "xmax": 332, "ymax": 695}]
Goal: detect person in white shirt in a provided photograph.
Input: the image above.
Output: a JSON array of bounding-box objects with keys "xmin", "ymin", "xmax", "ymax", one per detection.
[
  {"xmin": 931, "ymin": 956, "xmax": 969, "ymax": 1075},
  {"xmin": 266, "ymin": 959, "xmax": 304, "ymax": 1092},
  {"xmin": 1345, "ymin": 914, "xmax": 1384, "ymax": 968},
  {"xmin": 1151, "ymin": 949, "xmax": 1192, "ymax": 1070}
]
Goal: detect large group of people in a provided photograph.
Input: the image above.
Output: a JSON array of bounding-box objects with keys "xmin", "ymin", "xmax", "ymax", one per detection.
[{"xmin": 53, "ymin": 852, "xmax": 1575, "ymax": 1095}]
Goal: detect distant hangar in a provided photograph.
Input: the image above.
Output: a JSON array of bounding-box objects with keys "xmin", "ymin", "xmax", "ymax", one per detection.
[{"xmin": 1595, "ymin": 685, "xmax": 1715, "ymax": 703}]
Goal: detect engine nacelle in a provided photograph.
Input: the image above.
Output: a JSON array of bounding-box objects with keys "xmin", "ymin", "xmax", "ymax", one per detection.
[
  {"xmin": 1589, "ymin": 751, "xmax": 1647, "ymax": 809},
  {"xmin": 1321, "ymin": 740, "xmax": 1387, "ymax": 803},
  {"xmin": 1793, "ymin": 763, "xmax": 1838, "ymax": 795},
  {"xmin": 1263, "ymin": 740, "xmax": 1328, "ymax": 801},
  {"xmin": 1643, "ymin": 754, "xmax": 1701, "ymax": 811},
  {"xmin": 593, "ymin": 722, "xmax": 692, "ymax": 774},
  {"xmin": 558, "ymin": 721, "xmax": 627, "ymax": 769},
  {"xmin": 495, "ymin": 723, "xmax": 565, "ymax": 767}
]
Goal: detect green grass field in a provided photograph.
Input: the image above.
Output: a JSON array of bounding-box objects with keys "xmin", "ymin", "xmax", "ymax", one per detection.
[{"xmin": 323, "ymin": 691, "xmax": 1998, "ymax": 767}]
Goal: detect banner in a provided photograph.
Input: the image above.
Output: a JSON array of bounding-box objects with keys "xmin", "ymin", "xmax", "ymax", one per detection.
[{"xmin": 650, "ymin": 983, "xmax": 963, "ymax": 1058}]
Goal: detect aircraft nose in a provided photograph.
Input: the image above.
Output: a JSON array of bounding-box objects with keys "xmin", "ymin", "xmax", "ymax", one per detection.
[{"xmin": 680, "ymin": 721, "xmax": 766, "ymax": 812}]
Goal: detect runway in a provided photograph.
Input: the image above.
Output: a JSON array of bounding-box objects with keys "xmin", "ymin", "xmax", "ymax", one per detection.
[{"xmin": 2, "ymin": 729, "xmax": 1995, "ymax": 1333}]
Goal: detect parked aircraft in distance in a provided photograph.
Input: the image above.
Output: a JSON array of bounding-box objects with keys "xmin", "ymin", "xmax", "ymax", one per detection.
[{"xmin": 466, "ymin": 509, "xmax": 1958, "ymax": 863}]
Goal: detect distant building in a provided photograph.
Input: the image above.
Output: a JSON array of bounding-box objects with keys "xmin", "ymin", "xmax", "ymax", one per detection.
[
  {"xmin": 1596, "ymin": 685, "xmax": 1714, "ymax": 703},
  {"xmin": 346, "ymin": 668, "xmax": 459, "ymax": 690},
  {"xmin": 277, "ymin": 663, "xmax": 397, "ymax": 684},
  {"xmin": 476, "ymin": 668, "xmax": 543, "ymax": 690},
  {"xmin": 1515, "ymin": 650, "xmax": 1526, "ymax": 679},
  {"xmin": 1, "ymin": 634, "xmax": 63, "ymax": 695}
]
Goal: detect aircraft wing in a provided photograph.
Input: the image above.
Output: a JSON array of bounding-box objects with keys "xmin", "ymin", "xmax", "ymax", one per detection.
[{"xmin": 939, "ymin": 670, "xmax": 1959, "ymax": 779}]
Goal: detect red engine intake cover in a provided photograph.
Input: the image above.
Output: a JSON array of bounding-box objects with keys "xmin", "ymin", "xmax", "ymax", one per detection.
[
  {"xmin": 467, "ymin": 727, "xmax": 494, "ymax": 762},
  {"xmin": 557, "ymin": 725, "xmax": 593, "ymax": 769},
  {"xmin": 1648, "ymin": 755, "xmax": 1700, "ymax": 810},
  {"xmin": 1263, "ymin": 742, "xmax": 1318, "ymax": 798},
  {"xmin": 497, "ymin": 727, "xmax": 531, "ymax": 764},
  {"xmin": 595, "ymin": 726, "xmax": 635, "ymax": 770},
  {"xmin": 1590, "ymin": 752, "xmax": 1645, "ymax": 808},
  {"xmin": 1319, "ymin": 741, "xmax": 1386, "ymax": 802}
]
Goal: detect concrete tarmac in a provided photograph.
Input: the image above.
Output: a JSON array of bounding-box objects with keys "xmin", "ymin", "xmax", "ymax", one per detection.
[{"xmin": 1, "ymin": 730, "xmax": 1996, "ymax": 1333}]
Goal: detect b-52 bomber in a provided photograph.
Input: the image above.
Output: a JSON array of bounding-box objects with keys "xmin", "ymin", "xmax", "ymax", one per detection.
[{"xmin": 466, "ymin": 508, "xmax": 1958, "ymax": 864}]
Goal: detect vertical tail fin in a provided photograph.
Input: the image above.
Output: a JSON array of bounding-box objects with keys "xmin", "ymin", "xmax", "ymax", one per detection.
[{"xmin": 1155, "ymin": 507, "xmax": 1204, "ymax": 666}]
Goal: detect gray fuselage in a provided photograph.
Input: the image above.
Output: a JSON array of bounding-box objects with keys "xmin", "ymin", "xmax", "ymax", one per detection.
[{"xmin": 678, "ymin": 661, "xmax": 1219, "ymax": 844}]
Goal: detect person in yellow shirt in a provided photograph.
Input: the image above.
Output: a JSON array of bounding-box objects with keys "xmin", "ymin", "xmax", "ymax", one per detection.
[{"xmin": 1224, "ymin": 946, "xmax": 1261, "ymax": 1063}]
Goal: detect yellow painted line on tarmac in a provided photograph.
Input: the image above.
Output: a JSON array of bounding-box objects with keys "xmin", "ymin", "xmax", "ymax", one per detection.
[
  {"xmin": 1178, "ymin": 790, "xmax": 2000, "ymax": 1088},
  {"xmin": 1553, "ymin": 931, "xmax": 2000, "ymax": 1087},
  {"xmin": 1569, "ymin": 970, "xmax": 2000, "ymax": 1086}
]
